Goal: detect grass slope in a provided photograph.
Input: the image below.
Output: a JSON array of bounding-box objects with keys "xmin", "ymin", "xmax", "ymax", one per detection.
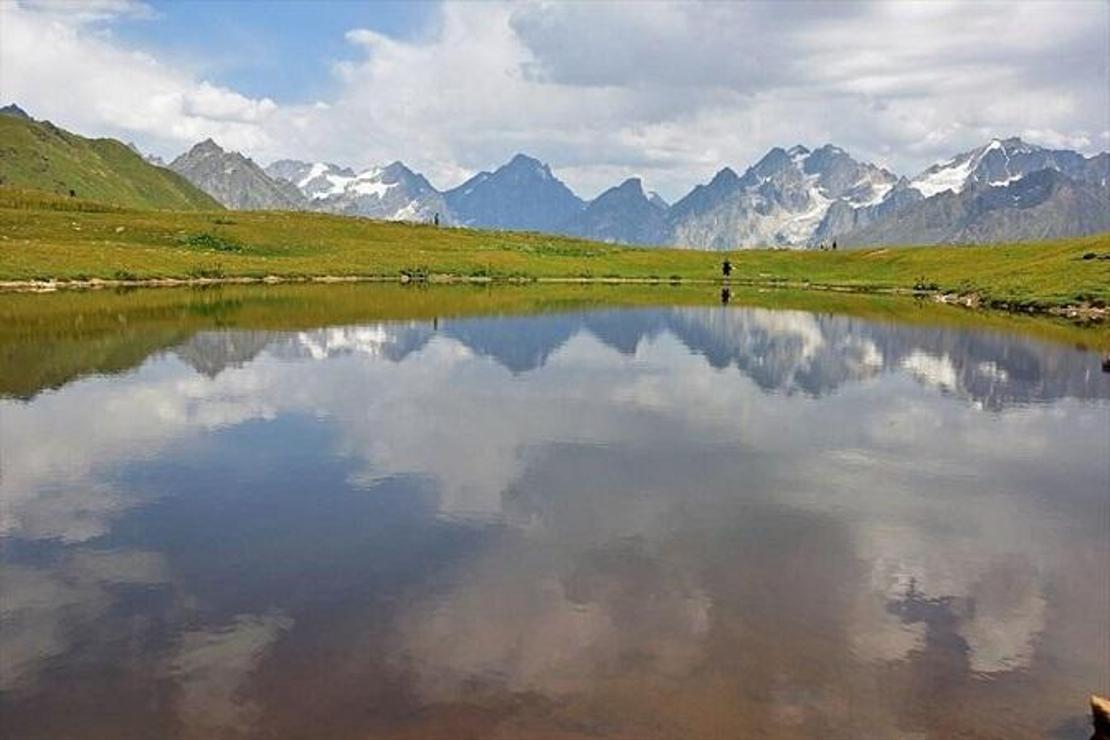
[
  {"xmin": 0, "ymin": 187, "xmax": 1107, "ymax": 309},
  {"xmin": 0, "ymin": 115, "xmax": 221, "ymax": 210}
]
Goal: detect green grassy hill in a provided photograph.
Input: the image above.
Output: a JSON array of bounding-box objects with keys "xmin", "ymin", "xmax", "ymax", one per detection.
[{"xmin": 0, "ymin": 114, "xmax": 221, "ymax": 211}]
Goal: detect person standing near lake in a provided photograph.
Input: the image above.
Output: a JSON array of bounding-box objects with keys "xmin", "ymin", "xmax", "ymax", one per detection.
[{"xmin": 722, "ymin": 258, "xmax": 732, "ymax": 278}]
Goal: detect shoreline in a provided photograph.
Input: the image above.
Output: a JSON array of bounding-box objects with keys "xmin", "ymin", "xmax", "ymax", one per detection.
[{"xmin": 0, "ymin": 273, "xmax": 1104, "ymax": 321}]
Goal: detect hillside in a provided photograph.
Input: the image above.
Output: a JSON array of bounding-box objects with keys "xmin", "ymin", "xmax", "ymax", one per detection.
[
  {"xmin": 0, "ymin": 114, "xmax": 221, "ymax": 211},
  {"xmin": 1, "ymin": 187, "xmax": 1107, "ymax": 311}
]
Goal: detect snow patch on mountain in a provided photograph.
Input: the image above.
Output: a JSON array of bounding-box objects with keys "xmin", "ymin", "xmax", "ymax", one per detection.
[
  {"xmin": 668, "ymin": 144, "xmax": 899, "ymax": 248},
  {"xmin": 859, "ymin": 181, "xmax": 894, "ymax": 206},
  {"xmin": 907, "ymin": 138, "xmax": 1073, "ymax": 198},
  {"xmin": 347, "ymin": 170, "xmax": 397, "ymax": 199},
  {"xmin": 779, "ymin": 182, "xmax": 833, "ymax": 244},
  {"xmin": 910, "ymin": 154, "xmax": 976, "ymax": 197},
  {"xmin": 297, "ymin": 163, "xmax": 328, "ymax": 189}
]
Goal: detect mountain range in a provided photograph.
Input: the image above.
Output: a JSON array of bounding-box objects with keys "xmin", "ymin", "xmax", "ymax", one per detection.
[
  {"xmin": 179, "ymin": 135, "xmax": 1110, "ymax": 249},
  {"xmin": 2, "ymin": 102, "xmax": 1106, "ymax": 248}
]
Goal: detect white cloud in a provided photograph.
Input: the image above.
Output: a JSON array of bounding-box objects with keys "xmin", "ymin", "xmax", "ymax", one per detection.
[
  {"xmin": 18, "ymin": 0, "xmax": 153, "ymax": 23},
  {"xmin": 0, "ymin": 0, "xmax": 278, "ymax": 155},
  {"xmin": 2, "ymin": 0, "xmax": 1107, "ymax": 198}
]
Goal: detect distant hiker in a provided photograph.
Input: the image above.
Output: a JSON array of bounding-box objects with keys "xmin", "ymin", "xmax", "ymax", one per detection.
[
  {"xmin": 832, "ymin": 240, "xmax": 838, "ymax": 250},
  {"xmin": 722, "ymin": 258, "xmax": 732, "ymax": 278},
  {"xmin": 68, "ymin": 189, "xmax": 76, "ymax": 198},
  {"xmin": 433, "ymin": 212, "xmax": 440, "ymax": 227},
  {"xmin": 721, "ymin": 287, "xmax": 731, "ymax": 305}
]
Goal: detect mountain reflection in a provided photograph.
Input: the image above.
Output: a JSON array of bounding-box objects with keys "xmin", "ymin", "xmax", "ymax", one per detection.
[
  {"xmin": 2, "ymin": 302, "xmax": 1107, "ymax": 738},
  {"xmin": 172, "ymin": 306, "xmax": 1109, "ymax": 409}
]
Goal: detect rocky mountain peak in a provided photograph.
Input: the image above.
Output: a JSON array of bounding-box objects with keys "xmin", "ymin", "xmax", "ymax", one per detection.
[
  {"xmin": 380, "ymin": 160, "xmax": 417, "ymax": 182},
  {"xmin": 614, "ymin": 177, "xmax": 645, "ymax": 195},
  {"xmin": 752, "ymin": 147, "xmax": 794, "ymax": 175},
  {"xmin": 708, "ymin": 167, "xmax": 740, "ymax": 188},
  {"xmin": 804, "ymin": 144, "xmax": 852, "ymax": 171},
  {"xmin": 278, "ymin": 156, "xmax": 447, "ymax": 224},
  {"xmin": 501, "ymin": 153, "xmax": 554, "ymax": 181},
  {"xmin": 910, "ymin": 136, "xmax": 1090, "ymax": 199},
  {"xmin": 444, "ymin": 153, "xmax": 582, "ymax": 231},
  {"xmin": 508, "ymin": 152, "xmax": 543, "ymax": 167},
  {"xmin": 191, "ymin": 138, "xmax": 224, "ymax": 155},
  {"xmin": 0, "ymin": 103, "xmax": 31, "ymax": 120},
  {"xmin": 170, "ymin": 138, "xmax": 305, "ymax": 211},
  {"xmin": 566, "ymin": 175, "xmax": 667, "ymax": 245}
]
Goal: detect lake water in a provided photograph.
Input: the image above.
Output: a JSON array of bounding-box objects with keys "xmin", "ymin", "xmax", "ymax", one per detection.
[{"xmin": 1, "ymin": 286, "xmax": 1108, "ymax": 739}]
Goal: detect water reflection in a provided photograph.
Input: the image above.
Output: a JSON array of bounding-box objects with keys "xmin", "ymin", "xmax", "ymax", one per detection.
[
  {"xmin": 167, "ymin": 306, "xmax": 1109, "ymax": 408},
  {"xmin": 1, "ymin": 303, "xmax": 1107, "ymax": 738}
]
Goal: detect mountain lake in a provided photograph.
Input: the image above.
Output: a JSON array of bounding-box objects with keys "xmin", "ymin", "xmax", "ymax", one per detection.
[{"xmin": 1, "ymin": 283, "xmax": 1107, "ymax": 739}]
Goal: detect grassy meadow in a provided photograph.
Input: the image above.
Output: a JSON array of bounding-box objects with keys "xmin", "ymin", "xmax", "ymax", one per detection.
[{"xmin": 1, "ymin": 187, "xmax": 1108, "ymax": 311}]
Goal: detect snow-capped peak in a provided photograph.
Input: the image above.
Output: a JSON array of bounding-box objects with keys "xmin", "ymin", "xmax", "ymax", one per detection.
[
  {"xmin": 787, "ymin": 145, "xmax": 811, "ymax": 163},
  {"xmin": 910, "ymin": 153, "xmax": 976, "ymax": 198},
  {"xmin": 909, "ymin": 137, "xmax": 1056, "ymax": 197}
]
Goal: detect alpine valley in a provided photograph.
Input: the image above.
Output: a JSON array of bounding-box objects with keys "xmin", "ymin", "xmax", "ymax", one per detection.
[{"xmin": 2, "ymin": 105, "xmax": 1107, "ymax": 250}]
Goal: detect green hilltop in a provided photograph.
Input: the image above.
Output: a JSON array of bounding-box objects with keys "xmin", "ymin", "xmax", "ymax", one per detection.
[{"xmin": 0, "ymin": 112, "xmax": 221, "ymax": 211}]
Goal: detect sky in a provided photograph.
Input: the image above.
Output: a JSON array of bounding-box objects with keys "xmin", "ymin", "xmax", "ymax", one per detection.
[{"xmin": 1, "ymin": 0, "xmax": 1108, "ymax": 200}]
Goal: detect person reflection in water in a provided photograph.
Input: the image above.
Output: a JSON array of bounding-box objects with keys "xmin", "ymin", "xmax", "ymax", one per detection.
[{"xmin": 721, "ymin": 287, "xmax": 731, "ymax": 304}]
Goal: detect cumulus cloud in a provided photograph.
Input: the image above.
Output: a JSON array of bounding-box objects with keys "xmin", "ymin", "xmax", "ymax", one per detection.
[
  {"xmin": 0, "ymin": 0, "xmax": 279, "ymax": 154},
  {"xmin": 2, "ymin": 0, "xmax": 1107, "ymax": 198}
]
